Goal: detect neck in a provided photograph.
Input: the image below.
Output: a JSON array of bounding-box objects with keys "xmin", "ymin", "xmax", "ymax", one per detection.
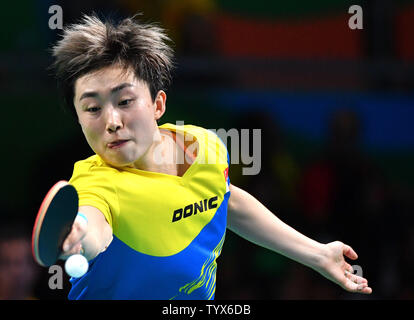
[{"xmin": 132, "ymin": 129, "xmax": 178, "ymax": 175}]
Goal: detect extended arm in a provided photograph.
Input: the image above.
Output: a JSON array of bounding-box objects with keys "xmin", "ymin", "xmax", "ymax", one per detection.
[
  {"xmin": 61, "ymin": 206, "xmax": 112, "ymax": 261},
  {"xmin": 227, "ymin": 184, "xmax": 372, "ymax": 294}
]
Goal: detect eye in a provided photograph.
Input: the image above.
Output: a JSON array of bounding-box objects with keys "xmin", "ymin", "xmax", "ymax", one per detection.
[
  {"xmin": 118, "ymin": 99, "xmax": 134, "ymax": 106},
  {"xmin": 86, "ymin": 106, "xmax": 101, "ymax": 113}
]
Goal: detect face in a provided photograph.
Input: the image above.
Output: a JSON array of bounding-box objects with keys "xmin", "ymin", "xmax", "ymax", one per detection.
[{"xmin": 73, "ymin": 65, "xmax": 166, "ymax": 168}]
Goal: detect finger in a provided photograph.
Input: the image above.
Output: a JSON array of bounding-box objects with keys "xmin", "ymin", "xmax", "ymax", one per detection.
[
  {"xmin": 342, "ymin": 270, "xmax": 372, "ymax": 295},
  {"xmin": 354, "ymin": 282, "xmax": 372, "ymax": 294},
  {"xmin": 344, "ymin": 263, "xmax": 354, "ymax": 274},
  {"xmin": 343, "ymin": 244, "xmax": 358, "ymax": 260},
  {"xmin": 346, "ymin": 272, "xmax": 368, "ymax": 285},
  {"xmin": 62, "ymin": 229, "xmax": 79, "ymax": 252},
  {"xmin": 60, "ymin": 243, "xmax": 83, "ymax": 260},
  {"xmin": 62, "ymin": 221, "xmax": 86, "ymax": 252},
  {"xmin": 359, "ymin": 286, "xmax": 373, "ymax": 294},
  {"xmin": 344, "ymin": 278, "xmax": 371, "ymax": 293}
]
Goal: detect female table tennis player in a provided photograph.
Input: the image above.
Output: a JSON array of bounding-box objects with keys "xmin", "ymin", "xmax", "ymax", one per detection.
[{"xmin": 51, "ymin": 14, "xmax": 372, "ymax": 299}]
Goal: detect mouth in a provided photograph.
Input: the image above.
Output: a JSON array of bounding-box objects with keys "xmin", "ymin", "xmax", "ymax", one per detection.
[{"xmin": 107, "ymin": 139, "xmax": 130, "ymax": 149}]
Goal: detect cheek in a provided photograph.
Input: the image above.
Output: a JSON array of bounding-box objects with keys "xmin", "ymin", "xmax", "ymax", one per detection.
[
  {"xmin": 80, "ymin": 122, "xmax": 102, "ymax": 148},
  {"xmin": 130, "ymin": 105, "xmax": 157, "ymax": 137}
]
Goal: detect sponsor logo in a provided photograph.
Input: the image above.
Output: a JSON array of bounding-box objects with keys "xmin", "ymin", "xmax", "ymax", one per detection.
[{"xmin": 172, "ymin": 196, "xmax": 218, "ymax": 222}]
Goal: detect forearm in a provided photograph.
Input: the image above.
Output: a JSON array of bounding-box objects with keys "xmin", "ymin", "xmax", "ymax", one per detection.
[
  {"xmin": 227, "ymin": 185, "xmax": 326, "ymax": 271},
  {"xmin": 79, "ymin": 206, "xmax": 113, "ymax": 261},
  {"xmin": 63, "ymin": 206, "xmax": 112, "ymax": 261}
]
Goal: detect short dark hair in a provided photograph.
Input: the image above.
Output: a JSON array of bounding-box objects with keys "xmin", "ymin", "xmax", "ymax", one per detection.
[{"xmin": 50, "ymin": 14, "xmax": 174, "ymax": 117}]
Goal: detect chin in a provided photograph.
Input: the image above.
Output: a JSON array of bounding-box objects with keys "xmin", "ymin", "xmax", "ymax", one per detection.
[{"xmin": 101, "ymin": 154, "xmax": 134, "ymax": 168}]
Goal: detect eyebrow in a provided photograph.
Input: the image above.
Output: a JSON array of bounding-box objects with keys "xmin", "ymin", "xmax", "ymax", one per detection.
[{"xmin": 79, "ymin": 83, "xmax": 135, "ymax": 101}]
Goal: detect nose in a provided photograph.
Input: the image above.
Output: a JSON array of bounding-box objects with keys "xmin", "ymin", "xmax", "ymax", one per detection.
[{"xmin": 105, "ymin": 107, "xmax": 123, "ymax": 133}]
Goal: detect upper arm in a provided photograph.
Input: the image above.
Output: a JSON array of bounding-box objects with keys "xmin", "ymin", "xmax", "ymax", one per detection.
[
  {"xmin": 227, "ymin": 183, "xmax": 243, "ymax": 214},
  {"xmin": 227, "ymin": 184, "xmax": 236, "ymax": 213},
  {"xmin": 227, "ymin": 183, "xmax": 269, "ymax": 231},
  {"xmin": 227, "ymin": 184, "xmax": 249, "ymax": 230}
]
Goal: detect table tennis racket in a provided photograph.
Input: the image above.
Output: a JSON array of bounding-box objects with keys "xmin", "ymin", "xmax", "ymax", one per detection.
[{"xmin": 31, "ymin": 180, "xmax": 79, "ymax": 267}]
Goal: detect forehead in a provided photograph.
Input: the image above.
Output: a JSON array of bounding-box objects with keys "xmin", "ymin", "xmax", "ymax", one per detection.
[
  {"xmin": 74, "ymin": 65, "xmax": 145, "ymax": 99},
  {"xmin": 75, "ymin": 65, "xmax": 134, "ymax": 89}
]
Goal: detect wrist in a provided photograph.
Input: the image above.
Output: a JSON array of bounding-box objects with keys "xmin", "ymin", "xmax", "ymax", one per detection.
[{"xmin": 306, "ymin": 242, "xmax": 329, "ymax": 272}]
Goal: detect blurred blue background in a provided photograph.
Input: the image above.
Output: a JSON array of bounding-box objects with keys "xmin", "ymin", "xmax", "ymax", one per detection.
[{"xmin": 0, "ymin": 0, "xmax": 413, "ymax": 300}]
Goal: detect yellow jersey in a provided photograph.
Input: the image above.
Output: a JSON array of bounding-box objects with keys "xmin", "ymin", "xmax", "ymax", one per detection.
[{"xmin": 68, "ymin": 123, "xmax": 230, "ymax": 300}]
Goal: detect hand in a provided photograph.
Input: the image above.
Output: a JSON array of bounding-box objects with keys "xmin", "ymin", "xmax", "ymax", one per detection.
[
  {"xmin": 60, "ymin": 214, "xmax": 88, "ymax": 259},
  {"xmin": 317, "ymin": 241, "xmax": 372, "ymax": 294}
]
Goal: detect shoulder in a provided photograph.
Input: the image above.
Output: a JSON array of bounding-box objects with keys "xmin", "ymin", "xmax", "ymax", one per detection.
[
  {"xmin": 69, "ymin": 155, "xmax": 119, "ymax": 186},
  {"xmin": 72, "ymin": 155, "xmax": 99, "ymax": 172},
  {"xmin": 72, "ymin": 155, "xmax": 118, "ymax": 174}
]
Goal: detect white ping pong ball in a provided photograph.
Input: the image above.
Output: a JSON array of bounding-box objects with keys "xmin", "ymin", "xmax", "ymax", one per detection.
[{"xmin": 65, "ymin": 254, "xmax": 89, "ymax": 278}]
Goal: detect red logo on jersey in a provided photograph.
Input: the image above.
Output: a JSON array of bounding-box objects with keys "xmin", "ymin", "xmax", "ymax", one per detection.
[{"xmin": 223, "ymin": 167, "xmax": 229, "ymax": 180}]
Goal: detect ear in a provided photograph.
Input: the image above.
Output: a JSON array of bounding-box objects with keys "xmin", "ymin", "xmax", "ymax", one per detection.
[{"xmin": 153, "ymin": 90, "xmax": 167, "ymax": 121}]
